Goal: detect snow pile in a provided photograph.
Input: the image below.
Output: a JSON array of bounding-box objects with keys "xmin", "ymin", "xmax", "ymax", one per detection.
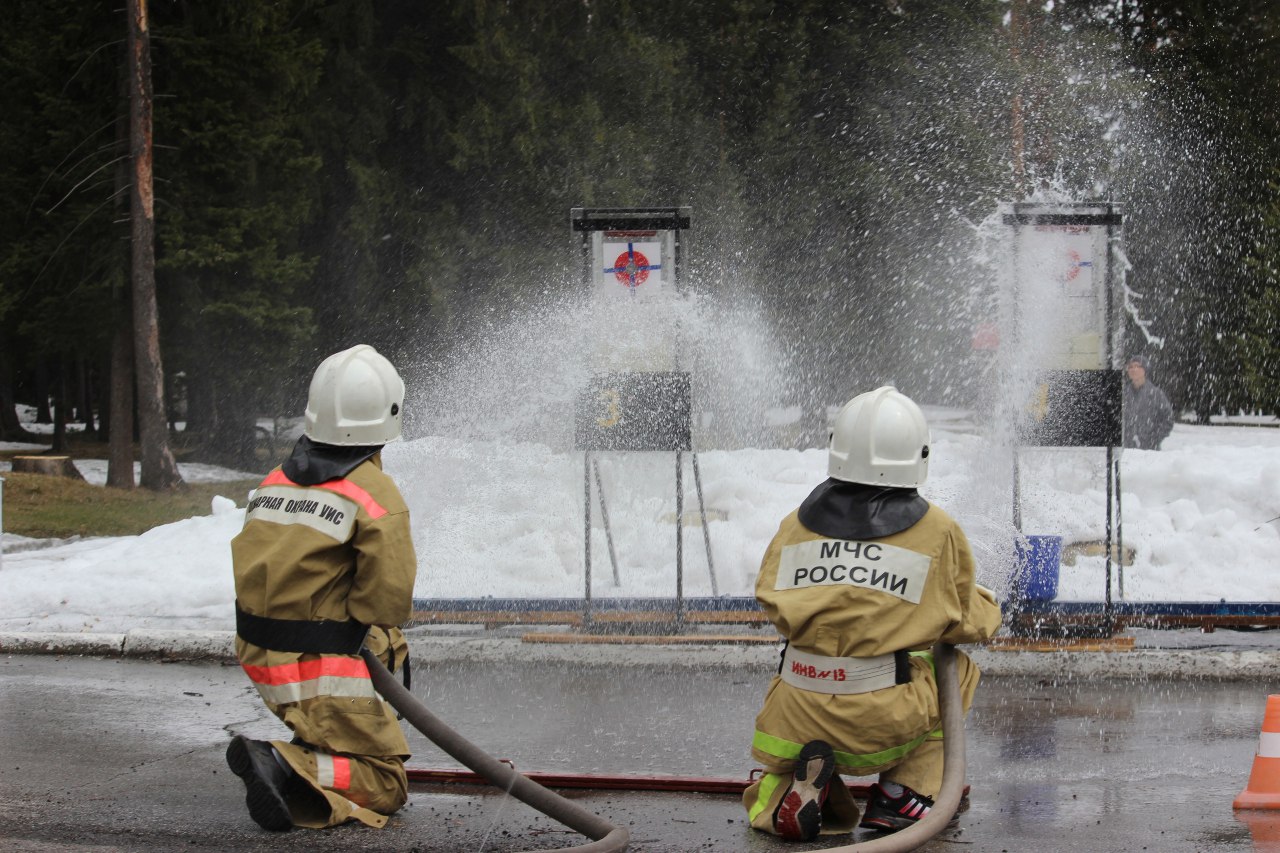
[{"xmin": 1, "ymin": 417, "xmax": 1277, "ymax": 634}]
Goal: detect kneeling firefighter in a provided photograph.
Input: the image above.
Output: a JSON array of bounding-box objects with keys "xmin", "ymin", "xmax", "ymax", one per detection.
[
  {"xmin": 227, "ymin": 344, "xmax": 417, "ymax": 831},
  {"xmin": 744, "ymin": 386, "xmax": 1002, "ymax": 842}
]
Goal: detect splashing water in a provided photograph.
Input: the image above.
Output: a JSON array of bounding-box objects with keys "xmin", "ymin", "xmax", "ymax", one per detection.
[{"xmin": 407, "ymin": 286, "xmax": 800, "ymax": 452}]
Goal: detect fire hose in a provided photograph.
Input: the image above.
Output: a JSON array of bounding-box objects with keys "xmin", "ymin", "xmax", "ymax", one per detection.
[{"xmin": 361, "ymin": 648, "xmax": 630, "ymax": 853}]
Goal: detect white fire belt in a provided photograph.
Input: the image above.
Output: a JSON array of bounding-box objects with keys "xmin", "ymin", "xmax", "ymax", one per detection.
[{"xmin": 779, "ymin": 646, "xmax": 899, "ymax": 695}]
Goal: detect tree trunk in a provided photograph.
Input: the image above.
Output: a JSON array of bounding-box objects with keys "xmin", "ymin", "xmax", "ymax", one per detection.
[
  {"xmin": 99, "ymin": 352, "xmax": 111, "ymax": 444},
  {"xmin": 106, "ymin": 30, "xmax": 128, "ymax": 473},
  {"xmin": 77, "ymin": 358, "xmax": 97, "ymax": 436},
  {"xmin": 34, "ymin": 361, "xmax": 52, "ymax": 424},
  {"xmin": 51, "ymin": 362, "xmax": 67, "ymax": 454},
  {"xmin": 185, "ymin": 358, "xmax": 213, "ymax": 437},
  {"xmin": 208, "ymin": 394, "xmax": 260, "ymax": 471},
  {"xmin": 127, "ymin": 0, "xmax": 182, "ymax": 491},
  {"xmin": 0, "ymin": 351, "xmax": 35, "ymax": 441},
  {"xmin": 107, "ymin": 320, "xmax": 136, "ymax": 489}
]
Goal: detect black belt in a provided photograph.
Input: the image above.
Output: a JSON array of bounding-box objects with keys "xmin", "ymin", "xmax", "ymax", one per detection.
[{"xmin": 235, "ymin": 602, "xmax": 368, "ymax": 655}]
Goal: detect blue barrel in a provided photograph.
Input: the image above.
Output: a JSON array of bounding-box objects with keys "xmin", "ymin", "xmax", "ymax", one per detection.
[{"xmin": 1013, "ymin": 535, "xmax": 1063, "ymax": 601}]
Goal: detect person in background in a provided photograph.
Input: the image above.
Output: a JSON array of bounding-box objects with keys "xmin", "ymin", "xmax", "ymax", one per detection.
[
  {"xmin": 743, "ymin": 386, "xmax": 1001, "ymax": 841},
  {"xmin": 227, "ymin": 344, "xmax": 417, "ymax": 831},
  {"xmin": 1123, "ymin": 354, "xmax": 1174, "ymax": 449}
]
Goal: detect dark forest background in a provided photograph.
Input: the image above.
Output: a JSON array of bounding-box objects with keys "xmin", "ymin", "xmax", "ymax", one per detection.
[{"xmin": 2, "ymin": 0, "xmax": 1277, "ymax": 477}]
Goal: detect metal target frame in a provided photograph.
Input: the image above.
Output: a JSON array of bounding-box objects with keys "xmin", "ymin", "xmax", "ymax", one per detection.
[
  {"xmin": 1004, "ymin": 201, "xmax": 1126, "ymax": 622},
  {"xmin": 569, "ymin": 207, "xmax": 715, "ymax": 629}
]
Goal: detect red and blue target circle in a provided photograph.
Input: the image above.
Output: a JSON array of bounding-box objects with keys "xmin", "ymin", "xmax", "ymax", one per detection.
[{"xmin": 604, "ymin": 244, "xmax": 661, "ymax": 292}]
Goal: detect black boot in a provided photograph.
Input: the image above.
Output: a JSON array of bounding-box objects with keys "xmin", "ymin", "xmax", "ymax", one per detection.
[{"xmin": 226, "ymin": 736, "xmax": 294, "ymax": 831}]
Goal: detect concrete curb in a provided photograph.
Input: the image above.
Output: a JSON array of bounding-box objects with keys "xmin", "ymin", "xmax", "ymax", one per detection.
[
  {"xmin": 1, "ymin": 629, "xmax": 1278, "ymax": 680},
  {"xmin": 0, "ymin": 630, "xmax": 237, "ymax": 661}
]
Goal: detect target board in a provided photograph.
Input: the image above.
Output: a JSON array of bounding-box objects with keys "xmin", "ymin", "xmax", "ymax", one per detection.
[
  {"xmin": 1004, "ymin": 205, "xmax": 1121, "ymax": 372},
  {"xmin": 574, "ymin": 372, "xmax": 692, "ymax": 452},
  {"xmin": 1003, "ymin": 203, "xmax": 1125, "ymax": 448},
  {"xmin": 572, "ymin": 208, "xmax": 687, "ymax": 303},
  {"xmin": 1017, "ymin": 370, "xmax": 1123, "ymax": 447}
]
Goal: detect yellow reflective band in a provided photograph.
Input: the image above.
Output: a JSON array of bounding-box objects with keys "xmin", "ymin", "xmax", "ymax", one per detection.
[
  {"xmin": 748, "ymin": 772, "xmax": 786, "ymax": 822},
  {"xmin": 909, "ymin": 649, "xmax": 934, "ymax": 668},
  {"xmin": 909, "ymin": 650, "xmax": 944, "ymax": 739},
  {"xmin": 752, "ymin": 729, "xmax": 932, "ymax": 770}
]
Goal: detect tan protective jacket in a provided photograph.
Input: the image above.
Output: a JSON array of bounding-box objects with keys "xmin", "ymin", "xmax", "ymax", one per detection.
[
  {"xmin": 231, "ymin": 453, "xmax": 416, "ymax": 759},
  {"xmin": 751, "ymin": 503, "xmax": 1001, "ymax": 774}
]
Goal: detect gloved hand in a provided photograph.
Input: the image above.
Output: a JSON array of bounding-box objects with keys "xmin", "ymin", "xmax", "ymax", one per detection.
[{"xmin": 364, "ymin": 625, "xmax": 409, "ymax": 674}]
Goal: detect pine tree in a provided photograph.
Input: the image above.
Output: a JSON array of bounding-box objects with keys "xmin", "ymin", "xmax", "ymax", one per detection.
[
  {"xmin": 0, "ymin": 1, "xmax": 123, "ymax": 441},
  {"xmin": 149, "ymin": 1, "xmax": 325, "ymax": 466}
]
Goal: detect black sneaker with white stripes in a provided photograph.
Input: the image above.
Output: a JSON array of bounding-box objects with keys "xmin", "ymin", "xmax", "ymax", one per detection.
[{"xmin": 859, "ymin": 782, "xmax": 955, "ymax": 833}]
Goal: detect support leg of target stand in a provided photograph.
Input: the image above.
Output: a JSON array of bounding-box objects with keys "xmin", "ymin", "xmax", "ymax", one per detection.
[
  {"xmin": 592, "ymin": 458, "xmax": 621, "ymax": 586},
  {"xmin": 675, "ymin": 451, "xmax": 684, "ymax": 628},
  {"xmin": 690, "ymin": 452, "xmax": 717, "ymax": 596},
  {"xmin": 1105, "ymin": 445, "xmax": 1114, "ymax": 614},
  {"xmin": 1114, "ymin": 450, "xmax": 1124, "ymax": 601},
  {"xmin": 583, "ymin": 452, "xmax": 592, "ymax": 628}
]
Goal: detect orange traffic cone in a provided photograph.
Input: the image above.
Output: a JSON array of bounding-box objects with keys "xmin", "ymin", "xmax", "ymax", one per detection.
[
  {"xmin": 1235, "ymin": 695, "xmax": 1280, "ymax": 810},
  {"xmin": 1234, "ymin": 809, "xmax": 1280, "ymax": 844}
]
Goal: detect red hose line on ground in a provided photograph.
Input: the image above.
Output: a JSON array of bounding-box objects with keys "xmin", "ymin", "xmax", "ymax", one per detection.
[
  {"xmin": 362, "ymin": 648, "xmax": 629, "ymax": 853},
  {"xmin": 407, "ymin": 766, "xmax": 882, "ymax": 796}
]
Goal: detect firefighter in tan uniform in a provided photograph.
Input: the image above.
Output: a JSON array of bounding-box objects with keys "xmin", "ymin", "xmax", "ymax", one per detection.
[
  {"xmin": 744, "ymin": 386, "xmax": 1002, "ymax": 841},
  {"xmin": 226, "ymin": 345, "xmax": 417, "ymax": 832}
]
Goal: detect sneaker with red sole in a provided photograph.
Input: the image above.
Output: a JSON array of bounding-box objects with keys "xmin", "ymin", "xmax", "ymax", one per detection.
[{"xmin": 772, "ymin": 740, "xmax": 836, "ymax": 841}]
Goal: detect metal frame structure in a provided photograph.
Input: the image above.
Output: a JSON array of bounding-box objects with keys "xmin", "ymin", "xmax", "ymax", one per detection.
[
  {"xmin": 1004, "ymin": 202, "xmax": 1125, "ymax": 616},
  {"xmin": 570, "ymin": 207, "xmax": 715, "ymax": 629}
]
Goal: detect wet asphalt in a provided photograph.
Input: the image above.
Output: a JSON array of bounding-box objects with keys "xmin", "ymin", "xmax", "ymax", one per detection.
[{"xmin": 1, "ymin": 639, "xmax": 1278, "ymax": 852}]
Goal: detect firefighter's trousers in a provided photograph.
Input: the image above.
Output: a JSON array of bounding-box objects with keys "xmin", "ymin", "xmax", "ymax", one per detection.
[
  {"xmin": 271, "ymin": 740, "xmax": 407, "ymax": 829},
  {"xmin": 743, "ymin": 735, "xmax": 946, "ymax": 836}
]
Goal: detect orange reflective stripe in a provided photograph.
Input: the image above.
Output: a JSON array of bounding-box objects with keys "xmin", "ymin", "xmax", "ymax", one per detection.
[
  {"xmin": 332, "ymin": 755, "xmax": 352, "ymax": 790},
  {"xmin": 317, "ymin": 478, "xmax": 388, "ymax": 520},
  {"xmin": 257, "ymin": 469, "xmax": 388, "ymax": 520},
  {"xmin": 316, "ymin": 753, "xmax": 353, "ymax": 790},
  {"xmin": 241, "ymin": 656, "xmax": 370, "ymax": 686}
]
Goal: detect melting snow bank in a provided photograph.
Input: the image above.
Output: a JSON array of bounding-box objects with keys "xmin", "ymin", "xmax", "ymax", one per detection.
[{"xmin": 0, "ymin": 419, "xmax": 1278, "ymax": 634}]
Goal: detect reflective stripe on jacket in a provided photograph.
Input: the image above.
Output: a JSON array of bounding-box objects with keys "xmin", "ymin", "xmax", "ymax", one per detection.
[{"xmin": 232, "ymin": 454, "xmax": 416, "ymax": 633}]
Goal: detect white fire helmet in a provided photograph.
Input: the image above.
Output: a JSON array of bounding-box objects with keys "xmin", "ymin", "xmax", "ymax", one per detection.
[
  {"xmin": 304, "ymin": 344, "xmax": 405, "ymax": 446},
  {"xmin": 827, "ymin": 386, "xmax": 930, "ymax": 488}
]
